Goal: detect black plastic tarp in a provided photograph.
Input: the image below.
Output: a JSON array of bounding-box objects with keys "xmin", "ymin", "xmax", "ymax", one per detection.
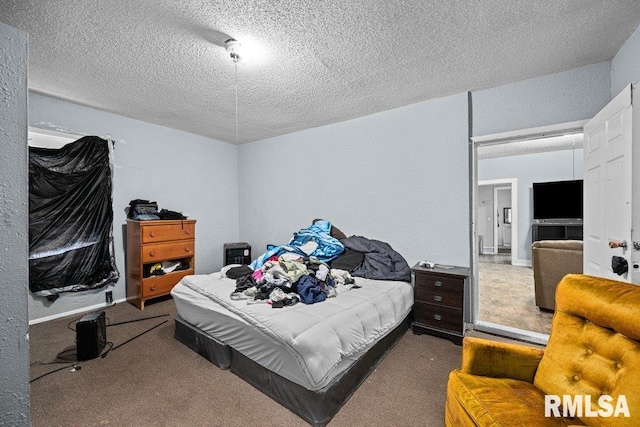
[{"xmin": 29, "ymin": 136, "xmax": 119, "ymax": 298}]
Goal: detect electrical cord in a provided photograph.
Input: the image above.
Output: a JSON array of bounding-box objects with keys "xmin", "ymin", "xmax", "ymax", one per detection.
[
  {"xmin": 30, "ymin": 361, "xmax": 71, "ymax": 366},
  {"xmin": 107, "ymin": 313, "xmax": 169, "ymax": 327},
  {"xmin": 33, "ymin": 303, "xmax": 117, "ymax": 383},
  {"xmin": 32, "ymin": 304, "xmax": 166, "ymax": 382},
  {"xmin": 55, "ymin": 347, "xmax": 77, "ymax": 361},
  {"xmin": 101, "ymin": 320, "xmax": 167, "ymax": 358},
  {"xmin": 101, "ymin": 342, "xmax": 114, "ymax": 356},
  {"xmin": 30, "ymin": 362, "xmax": 82, "ymax": 383}
]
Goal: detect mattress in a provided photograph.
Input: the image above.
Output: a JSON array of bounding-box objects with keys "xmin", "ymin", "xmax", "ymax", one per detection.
[{"xmin": 171, "ymin": 273, "xmax": 413, "ymax": 391}]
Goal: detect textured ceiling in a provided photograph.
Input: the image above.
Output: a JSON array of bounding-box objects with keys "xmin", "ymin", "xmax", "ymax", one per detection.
[{"xmin": 2, "ymin": 1, "xmax": 640, "ymax": 144}]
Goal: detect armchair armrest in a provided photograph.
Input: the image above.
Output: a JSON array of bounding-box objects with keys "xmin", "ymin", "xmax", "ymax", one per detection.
[{"xmin": 461, "ymin": 337, "xmax": 544, "ymax": 383}]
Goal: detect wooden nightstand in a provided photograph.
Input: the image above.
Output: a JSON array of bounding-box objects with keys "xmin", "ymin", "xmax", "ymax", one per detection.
[
  {"xmin": 126, "ymin": 219, "xmax": 196, "ymax": 310},
  {"xmin": 411, "ymin": 263, "xmax": 469, "ymax": 345}
]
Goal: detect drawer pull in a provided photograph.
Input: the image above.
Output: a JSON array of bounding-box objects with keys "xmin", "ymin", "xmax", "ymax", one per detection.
[
  {"xmin": 185, "ymin": 229, "xmax": 191, "ymax": 234},
  {"xmin": 150, "ymin": 286, "xmax": 156, "ymax": 291},
  {"xmin": 433, "ymin": 314, "xmax": 442, "ymax": 321},
  {"xmin": 149, "ymin": 251, "xmax": 156, "ymax": 257},
  {"xmin": 150, "ymin": 232, "xmax": 156, "ymax": 237},
  {"xmin": 185, "ymin": 247, "xmax": 191, "ymax": 253},
  {"xmin": 434, "ymin": 280, "xmax": 443, "ymax": 287},
  {"xmin": 433, "ymin": 295, "xmax": 443, "ymax": 302}
]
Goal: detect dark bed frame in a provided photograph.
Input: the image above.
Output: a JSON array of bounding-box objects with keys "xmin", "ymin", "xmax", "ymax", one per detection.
[{"xmin": 174, "ymin": 313, "xmax": 412, "ymax": 426}]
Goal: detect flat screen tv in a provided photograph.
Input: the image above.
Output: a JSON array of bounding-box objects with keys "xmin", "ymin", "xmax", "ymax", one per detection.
[{"xmin": 533, "ymin": 179, "xmax": 583, "ymax": 220}]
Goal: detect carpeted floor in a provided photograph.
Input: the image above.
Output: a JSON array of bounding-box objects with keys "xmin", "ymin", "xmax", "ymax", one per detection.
[{"xmin": 29, "ymin": 297, "xmax": 462, "ymax": 426}]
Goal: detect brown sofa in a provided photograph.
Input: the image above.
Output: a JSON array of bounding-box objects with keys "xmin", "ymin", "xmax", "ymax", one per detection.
[
  {"xmin": 532, "ymin": 239, "xmax": 583, "ymax": 311},
  {"xmin": 445, "ymin": 274, "xmax": 640, "ymax": 426}
]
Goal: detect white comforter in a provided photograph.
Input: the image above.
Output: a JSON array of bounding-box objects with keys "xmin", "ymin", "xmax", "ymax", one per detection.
[{"xmin": 175, "ymin": 273, "xmax": 413, "ymax": 389}]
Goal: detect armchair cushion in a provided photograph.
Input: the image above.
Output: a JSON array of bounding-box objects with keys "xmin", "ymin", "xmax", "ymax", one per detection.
[
  {"xmin": 533, "ymin": 274, "xmax": 640, "ymax": 426},
  {"xmin": 446, "ymin": 274, "xmax": 640, "ymax": 426},
  {"xmin": 446, "ymin": 370, "xmax": 584, "ymax": 427},
  {"xmin": 461, "ymin": 336, "xmax": 544, "ymax": 383}
]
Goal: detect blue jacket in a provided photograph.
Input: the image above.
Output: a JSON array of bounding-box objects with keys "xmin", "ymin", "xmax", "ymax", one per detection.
[{"xmin": 249, "ymin": 220, "xmax": 344, "ymax": 270}]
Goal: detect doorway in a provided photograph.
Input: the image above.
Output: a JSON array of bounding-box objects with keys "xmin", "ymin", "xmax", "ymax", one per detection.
[
  {"xmin": 495, "ymin": 186, "xmax": 511, "ymax": 256},
  {"xmin": 477, "ymin": 179, "xmax": 517, "ymax": 266},
  {"xmin": 471, "ymin": 120, "xmax": 586, "ymax": 344}
]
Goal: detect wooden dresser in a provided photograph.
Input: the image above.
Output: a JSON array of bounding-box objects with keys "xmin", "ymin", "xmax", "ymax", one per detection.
[
  {"xmin": 126, "ymin": 219, "xmax": 196, "ymax": 310},
  {"xmin": 411, "ymin": 263, "xmax": 469, "ymax": 345}
]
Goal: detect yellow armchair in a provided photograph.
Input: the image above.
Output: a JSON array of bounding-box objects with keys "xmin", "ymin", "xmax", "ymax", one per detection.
[{"xmin": 445, "ymin": 274, "xmax": 640, "ymax": 426}]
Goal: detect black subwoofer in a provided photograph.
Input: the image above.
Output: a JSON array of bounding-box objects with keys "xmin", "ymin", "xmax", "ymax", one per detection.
[{"xmin": 76, "ymin": 311, "xmax": 106, "ymax": 361}]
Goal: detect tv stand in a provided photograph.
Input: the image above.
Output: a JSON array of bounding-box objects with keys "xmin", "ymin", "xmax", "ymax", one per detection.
[{"xmin": 532, "ymin": 222, "xmax": 583, "ymax": 243}]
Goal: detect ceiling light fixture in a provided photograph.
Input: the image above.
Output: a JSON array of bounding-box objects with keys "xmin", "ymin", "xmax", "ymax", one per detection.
[
  {"xmin": 225, "ymin": 38, "xmax": 241, "ymax": 63},
  {"xmin": 225, "ymin": 39, "xmax": 241, "ymax": 144}
]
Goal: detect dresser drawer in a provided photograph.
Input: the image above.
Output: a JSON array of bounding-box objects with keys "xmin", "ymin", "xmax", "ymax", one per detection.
[
  {"xmin": 141, "ymin": 222, "xmax": 195, "ymax": 243},
  {"xmin": 414, "ymin": 272, "xmax": 464, "ymax": 294},
  {"xmin": 413, "ymin": 302, "xmax": 463, "ymax": 334},
  {"xmin": 142, "ymin": 241, "xmax": 195, "ymax": 262},
  {"xmin": 415, "ymin": 288, "xmax": 463, "ymax": 309},
  {"xmin": 141, "ymin": 269, "xmax": 193, "ymax": 298}
]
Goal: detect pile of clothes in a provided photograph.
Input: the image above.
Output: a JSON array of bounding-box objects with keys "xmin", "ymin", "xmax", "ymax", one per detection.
[
  {"xmin": 226, "ymin": 255, "xmax": 359, "ymax": 308},
  {"xmin": 223, "ymin": 219, "xmax": 410, "ymax": 309}
]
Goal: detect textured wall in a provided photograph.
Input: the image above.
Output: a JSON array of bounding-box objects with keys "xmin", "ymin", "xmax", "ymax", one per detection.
[
  {"xmin": 472, "ymin": 62, "xmax": 611, "ymax": 137},
  {"xmin": 28, "ymin": 93, "xmax": 240, "ymax": 322},
  {"xmin": 0, "ymin": 21, "xmax": 29, "ymax": 427},
  {"xmin": 238, "ymin": 92, "xmax": 470, "ymax": 269},
  {"xmin": 611, "ymin": 24, "xmax": 640, "ymax": 98}
]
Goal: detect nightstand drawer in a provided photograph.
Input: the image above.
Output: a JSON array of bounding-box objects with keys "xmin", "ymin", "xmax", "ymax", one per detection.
[
  {"xmin": 141, "ymin": 222, "xmax": 195, "ymax": 243},
  {"xmin": 142, "ymin": 241, "xmax": 194, "ymax": 262},
  {"xmin": 414, "ymin": 272, "xmax": 464, "ymax": 294},
  {"xmin": 413, "ymin": 302, "xmax": 463, "ymax": 333},
  {"xmin": 415, "ymin": 288, "xmax": 462, "ymax": 309}
]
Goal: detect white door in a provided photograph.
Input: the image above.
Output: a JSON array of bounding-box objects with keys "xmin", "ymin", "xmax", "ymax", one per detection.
[
  {"xmin": 503, "ymin": 224, "xmax": 512, "ymax": 247},
  {"xmin": 583, "ymin": 84, "xmax": 637, "ymax": 282}
]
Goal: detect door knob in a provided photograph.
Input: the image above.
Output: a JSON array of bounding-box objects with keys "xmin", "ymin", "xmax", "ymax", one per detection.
[{"xmin": 609, "ymin": 240, "xmax": 627, "ymax": 249}]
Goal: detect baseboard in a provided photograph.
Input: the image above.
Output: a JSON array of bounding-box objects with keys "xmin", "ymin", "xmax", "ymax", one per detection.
[
  {"xmin": 512, "ymin": 258, "xmax": 532, "ymax": 267},
  {"xmin": 28, "ymin": 297, "xmax": 128, "ymax": 325}
]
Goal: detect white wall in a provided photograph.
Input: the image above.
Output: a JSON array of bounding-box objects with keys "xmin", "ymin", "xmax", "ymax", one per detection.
[
  {"xmin": 611, "ymin": 24, "xmax": 640, "ymax": 98},
  {"xmin": 238, "ymin": 92, "xmax": 470, "ymax": 269},
  {"xmin": 0, "ymin": 21, "xmax": 30, "ymax": 427},
  {"xmin": 28, "ymin": 93, "xmax": 240, "ymax": 322}
]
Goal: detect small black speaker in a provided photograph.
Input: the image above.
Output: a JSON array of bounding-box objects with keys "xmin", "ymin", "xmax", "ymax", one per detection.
[{"xmin": 76, "ymin": 311, "xmax": 106, "ymax": 361}]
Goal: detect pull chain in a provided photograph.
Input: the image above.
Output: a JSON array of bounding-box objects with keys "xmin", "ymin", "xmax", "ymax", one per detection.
[{"xmin": 234, "ymin": 61, "xmax": 239, "ymax": 145}]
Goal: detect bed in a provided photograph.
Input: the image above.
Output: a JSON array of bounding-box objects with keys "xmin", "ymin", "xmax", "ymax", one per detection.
[{"xmin": 171, "ymin": 220, "xmax": 413, "ymax": 426}]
